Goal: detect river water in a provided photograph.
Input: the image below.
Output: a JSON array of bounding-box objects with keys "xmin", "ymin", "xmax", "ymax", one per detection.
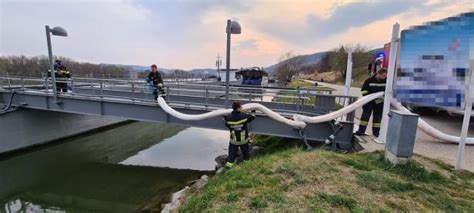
[{"xmin": 0, "ymin": 122, "xmax": 229, "ymax": 212}]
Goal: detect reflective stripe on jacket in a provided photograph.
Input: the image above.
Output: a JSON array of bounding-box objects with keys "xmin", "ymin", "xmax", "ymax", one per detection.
[
  {"xmin": 361, "ymin": 76, "xmax": 386, "ymax": 100},
  {"xmin": 224, "ymin": 111, "xmax": 256, "ymax": 145}
]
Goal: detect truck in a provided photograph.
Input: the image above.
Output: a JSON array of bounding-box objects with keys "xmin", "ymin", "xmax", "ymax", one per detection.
[{"xmin": 389, "ymin": 12, "xmax": 474, "ymax": 116}]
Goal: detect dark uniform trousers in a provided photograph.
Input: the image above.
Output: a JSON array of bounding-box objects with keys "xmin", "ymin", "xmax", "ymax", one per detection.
[
  {"xmin": 358, "ymin": 99, "xmax": 383, "ymax": 136},
  {"xmin": 357, "ymin": 76, "xmax": 386, "ymax": 137},
  {"xmin": 228, "ymin": 143, "xmax": 250, "ymax": 162}
]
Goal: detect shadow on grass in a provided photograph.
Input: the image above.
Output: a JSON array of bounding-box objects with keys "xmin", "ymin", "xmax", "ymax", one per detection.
[
  {"xmin": 340, "ymin": 151, "xmax": 446, "ymax": 183},
  {"xmin": 308, "ymin": 192, "xmax": 358, "ymax": 210}
]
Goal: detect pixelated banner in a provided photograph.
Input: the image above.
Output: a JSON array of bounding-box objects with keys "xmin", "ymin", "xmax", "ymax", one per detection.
[{"xmin": 395, "ymin": 12, "xmax": 474, "ymax": 110}]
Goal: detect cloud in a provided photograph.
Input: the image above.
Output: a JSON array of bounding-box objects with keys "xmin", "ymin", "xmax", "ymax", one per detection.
[
  {"xmin": 1, "ymin": 0, "xmax": 156, "ymax": 63},
  {"xmin": 1, "ymin": 0, "xmax": 472, "ymax": 69},
  {"xmin": 306, "ymin": 1, "xmax": 423, "ymax": 35},
  {"xmin": 259, "ymin": 0, "xmax": 446, "ymax": 46},
  {"xmin": 236, "ymin": 39, "xmax": 257, "ymax": 50}
]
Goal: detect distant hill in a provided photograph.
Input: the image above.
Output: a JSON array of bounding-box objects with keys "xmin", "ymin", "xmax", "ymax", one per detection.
[
  {"xmin": 113, "ymin": 48, "xmax": 383, "ymax": 76},
  {"xmin": 265, "ymin": 48, "xmax": 384, "ymax": 74},
  {"xmin": 112, "ymin": 64, "xmax": 216, "ymax": 76},
  {"xmin": 126, "ymin": 65, "xmax": 173, "ymax": 74},
  {"xmin": 189, "ymin": 68, "xmax": 217, "ymax": 76},
  {"xmin": 265, "ymin": 51, "xmax": 327, "ymax": 74}
]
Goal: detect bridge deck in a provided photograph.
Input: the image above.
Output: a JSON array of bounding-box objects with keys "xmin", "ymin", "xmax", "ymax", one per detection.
[{"xmin": 0, "ymin": 77, "xmax": 356, "ymax": 146}]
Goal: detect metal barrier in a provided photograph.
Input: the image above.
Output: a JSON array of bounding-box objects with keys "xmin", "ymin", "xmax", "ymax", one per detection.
[{"xmin": 0, "ymin": 75, "xmax": 357, "ymax": 121}]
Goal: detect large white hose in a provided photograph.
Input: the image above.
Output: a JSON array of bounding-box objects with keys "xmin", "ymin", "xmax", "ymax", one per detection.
[
  {"xmin": 158, "ymin": 92, "xmax": 473, "ymax": 144},
  {"xmin": 391, "ymin": 100, "xmax": 474, "ymax": 145},
  {"xmin": 293, "ymin": 92, "xmax": 384, "ymax": 123},
  {"xmin": 157, "ymin": 92, "xmax": 384, "ymax": 130},
  {"xmin": 157, "ymin": 96, "xmax": 307, "ymax": 129}
]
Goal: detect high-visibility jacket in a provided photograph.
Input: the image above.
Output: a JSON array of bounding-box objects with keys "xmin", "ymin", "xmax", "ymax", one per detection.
[
  {"xmin": 224, "ymin": 111, "xmax": 256, "ymax": 145},
  {"xmin": 48, "ymin": 69, "xmax": 71, "ymax": 79},
  {"xmin": 148, "ymin": 71, "xmax": 163, "ymax": 86},
  {"xmin": 361, "ymin": 76, "xmax": 386, "ymax": 104},
  {"xmin": 56, "ymin": 70, "xmax": 71, "ymax": 78}
]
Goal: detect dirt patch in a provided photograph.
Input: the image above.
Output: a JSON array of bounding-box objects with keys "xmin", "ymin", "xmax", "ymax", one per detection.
[{"xmin": 304, "ymin": 71, "xmax": 337, "ymax": 83}]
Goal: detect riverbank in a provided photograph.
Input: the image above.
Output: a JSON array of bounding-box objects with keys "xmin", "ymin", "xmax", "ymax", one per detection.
[
  {"xmin": 178, "ymin": 136, "xmax": 474, "ymax": 212},
  {"xmin": 0, "ymin": 122, "xmax": 228, "ymax": 212}
]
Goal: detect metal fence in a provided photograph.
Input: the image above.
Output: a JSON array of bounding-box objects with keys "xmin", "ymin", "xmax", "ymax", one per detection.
[{"xmin": 0, "ymin": 75, "xmax": 357, "ymax": 121}]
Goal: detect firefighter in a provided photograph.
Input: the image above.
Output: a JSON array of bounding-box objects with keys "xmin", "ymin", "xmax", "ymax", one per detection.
[
  {"xmin": 49, "ymin": 60, "xmax": 71, "ymax": 93},
  {"xmin": 355, "ymin": 68, "xmax": 387, "ymax": 137},
  {"xmin": 224, "ymin": 102, "xmax": 256, "ymax": 168},
  {"xmin": 367, "ymin": 56, "xmax": 384, "ymax": 77},
  {"xmin": 148, "ymin": 64, "xmax": 165, "ymax": 100}
]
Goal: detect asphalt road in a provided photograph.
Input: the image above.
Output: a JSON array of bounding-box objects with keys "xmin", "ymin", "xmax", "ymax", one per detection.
[{"xmin": 306, "ymin": 80, "xmax": 474, "ymax": 171}]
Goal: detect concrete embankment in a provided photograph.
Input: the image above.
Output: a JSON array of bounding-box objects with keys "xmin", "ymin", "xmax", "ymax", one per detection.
[{"xmin": 0, "ymin": 108, "xmax": 126, "ymax": 155}]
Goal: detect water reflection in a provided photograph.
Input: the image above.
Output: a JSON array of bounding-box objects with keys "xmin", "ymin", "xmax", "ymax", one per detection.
[
  {"xmin": 121, "ymin": 127, "xmax": 228, "ymax": 170},
  {"xmin": 0, "ymin": 122, "xmax": 227, "ymax": 212}
]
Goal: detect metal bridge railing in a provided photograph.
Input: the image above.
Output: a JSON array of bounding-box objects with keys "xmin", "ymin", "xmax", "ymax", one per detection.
[{"xmin": 0, "ymin": 75, "xmax": 358, "ymax": 122}]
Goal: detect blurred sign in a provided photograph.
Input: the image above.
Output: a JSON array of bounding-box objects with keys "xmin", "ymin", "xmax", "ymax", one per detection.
[{"xmin": 394, "ymin": 12, "xmax": 474, "ymax": 110}]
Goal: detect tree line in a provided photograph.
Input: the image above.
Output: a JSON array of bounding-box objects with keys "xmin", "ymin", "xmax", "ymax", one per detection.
[
  {"xmin": 274, "ymin": 44, "xmax": 374, "ymax": 84},
  {"xmin": 0, "ymin": 55, "xmax": 132, "ymax": 78}
]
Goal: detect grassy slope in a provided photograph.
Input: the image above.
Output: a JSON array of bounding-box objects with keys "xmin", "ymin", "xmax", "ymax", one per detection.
[
  {"xmin": 331, "ymin": 68, "xmax": 368, "ymax": 88},
  {"xmin": 272, "ymin": 80, "xmax": 334, "ymax": 105},
  {"xmin": 179, "ymin": 136, "xmax": 474, "ymax": 212},
  {"xmin": 307, "ymin": 68, "xmax": 369, "ymax": 88}
]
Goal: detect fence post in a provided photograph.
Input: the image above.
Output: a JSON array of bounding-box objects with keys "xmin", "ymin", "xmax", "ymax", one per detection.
[
  {"xmin": 67, "ymin": 77, "xmax": 72, "ymax": 93},
  {"xmin": 100, "ymin": 81, "xmax": 104, "ymax": 97},
  {"xmin": 6, "ymin": 72, "xmax": 11, "ymax": 89},
  {"xmin": 205, "ymin": 88, "xmax": 209, "ymax": 106},
  {"xmin": 297, "ymin": 87, "xmax": 301, "ymax": 112}
]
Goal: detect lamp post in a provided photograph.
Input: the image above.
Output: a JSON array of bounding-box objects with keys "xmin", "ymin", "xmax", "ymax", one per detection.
[
  {"xmin": 45, "ymin": 25, "xmax": 68, "ymax": 102},
  {"xmin": 216, "ymin": 53, "xmax": 222, "ymax": 80},
  {"xmin": 225, "ymin": 19, "xmax": 241, "ymax": 108}
]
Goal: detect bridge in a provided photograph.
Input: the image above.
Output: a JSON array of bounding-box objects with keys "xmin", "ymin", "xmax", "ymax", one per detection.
[{"xmin": 0, "ymin": 76, "xmax": 359, "ymax": 149}]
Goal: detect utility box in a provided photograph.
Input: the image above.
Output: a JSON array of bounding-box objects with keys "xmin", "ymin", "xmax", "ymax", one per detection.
[{"xmin": 385, "ymin": 110, "xmax": 419, "ymax": 165}]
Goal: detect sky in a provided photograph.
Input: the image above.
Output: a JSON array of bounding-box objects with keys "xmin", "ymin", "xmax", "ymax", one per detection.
[{"xmin": 0, "ymin": 0, "xmax": 473, "ymax": 70}]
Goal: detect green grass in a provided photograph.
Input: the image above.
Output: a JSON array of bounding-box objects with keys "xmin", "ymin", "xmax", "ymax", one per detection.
[
  {"xmin": 287, "ymin": 80, "xmax": 314, "ymax": 88},
  {"xmin": 271, "ymin": 90, "xmax": 299, "ymax": 104},
  {"xmin": 310, "ymin": 193, "xmax": 358, "ymax": 210},
  {"xmin": 316, "ymin": 67, "xmax": 369, "ymax": 88},
  {"xmin": 179, "ymin": 136, "xmax": 474, "ymax": 212},
  {"xmin": 273, "ymin": 80, "xmax": 339, "ymax": 109},
  {"xmin": 356, "ymin": 171, "xmax": 416, "ymax": 192},
  {"xmin": 272, "ymin": 90, "xmax": 344, "ymax": 111}
]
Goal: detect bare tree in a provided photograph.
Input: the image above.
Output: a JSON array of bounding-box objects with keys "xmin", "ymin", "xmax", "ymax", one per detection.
[
  {"xmin": 0, "ymin": 55, "xmax": 132, "ymax": 78},
  {"xmin": 329, "ymin": 44, "xmax": 372, "ymax": 81},
  {"xmin": 275, "ymin": 52, "xmax": 304, "ymax": 84}
]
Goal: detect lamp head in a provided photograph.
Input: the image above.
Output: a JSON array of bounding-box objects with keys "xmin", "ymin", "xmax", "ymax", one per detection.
[
  {"xmin": 50, "ymin": 26, "xmax": 68, "ymax": 36},
  {"xmin": 226, "ymin": 20, "xmax": 241, "ymax": 34}
]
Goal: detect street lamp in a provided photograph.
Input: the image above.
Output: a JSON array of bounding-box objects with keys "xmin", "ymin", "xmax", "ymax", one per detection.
[
  {"xmin": 225, "ymin": 19, "xmax": 241, "ymax": 108},
  {"xmin": 216, "ymin": 53, "xmax": 222, "ymax": 81},
  {"xmin": 45, "ymin": 25, "xmax": 68, "ymax": 102}
]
